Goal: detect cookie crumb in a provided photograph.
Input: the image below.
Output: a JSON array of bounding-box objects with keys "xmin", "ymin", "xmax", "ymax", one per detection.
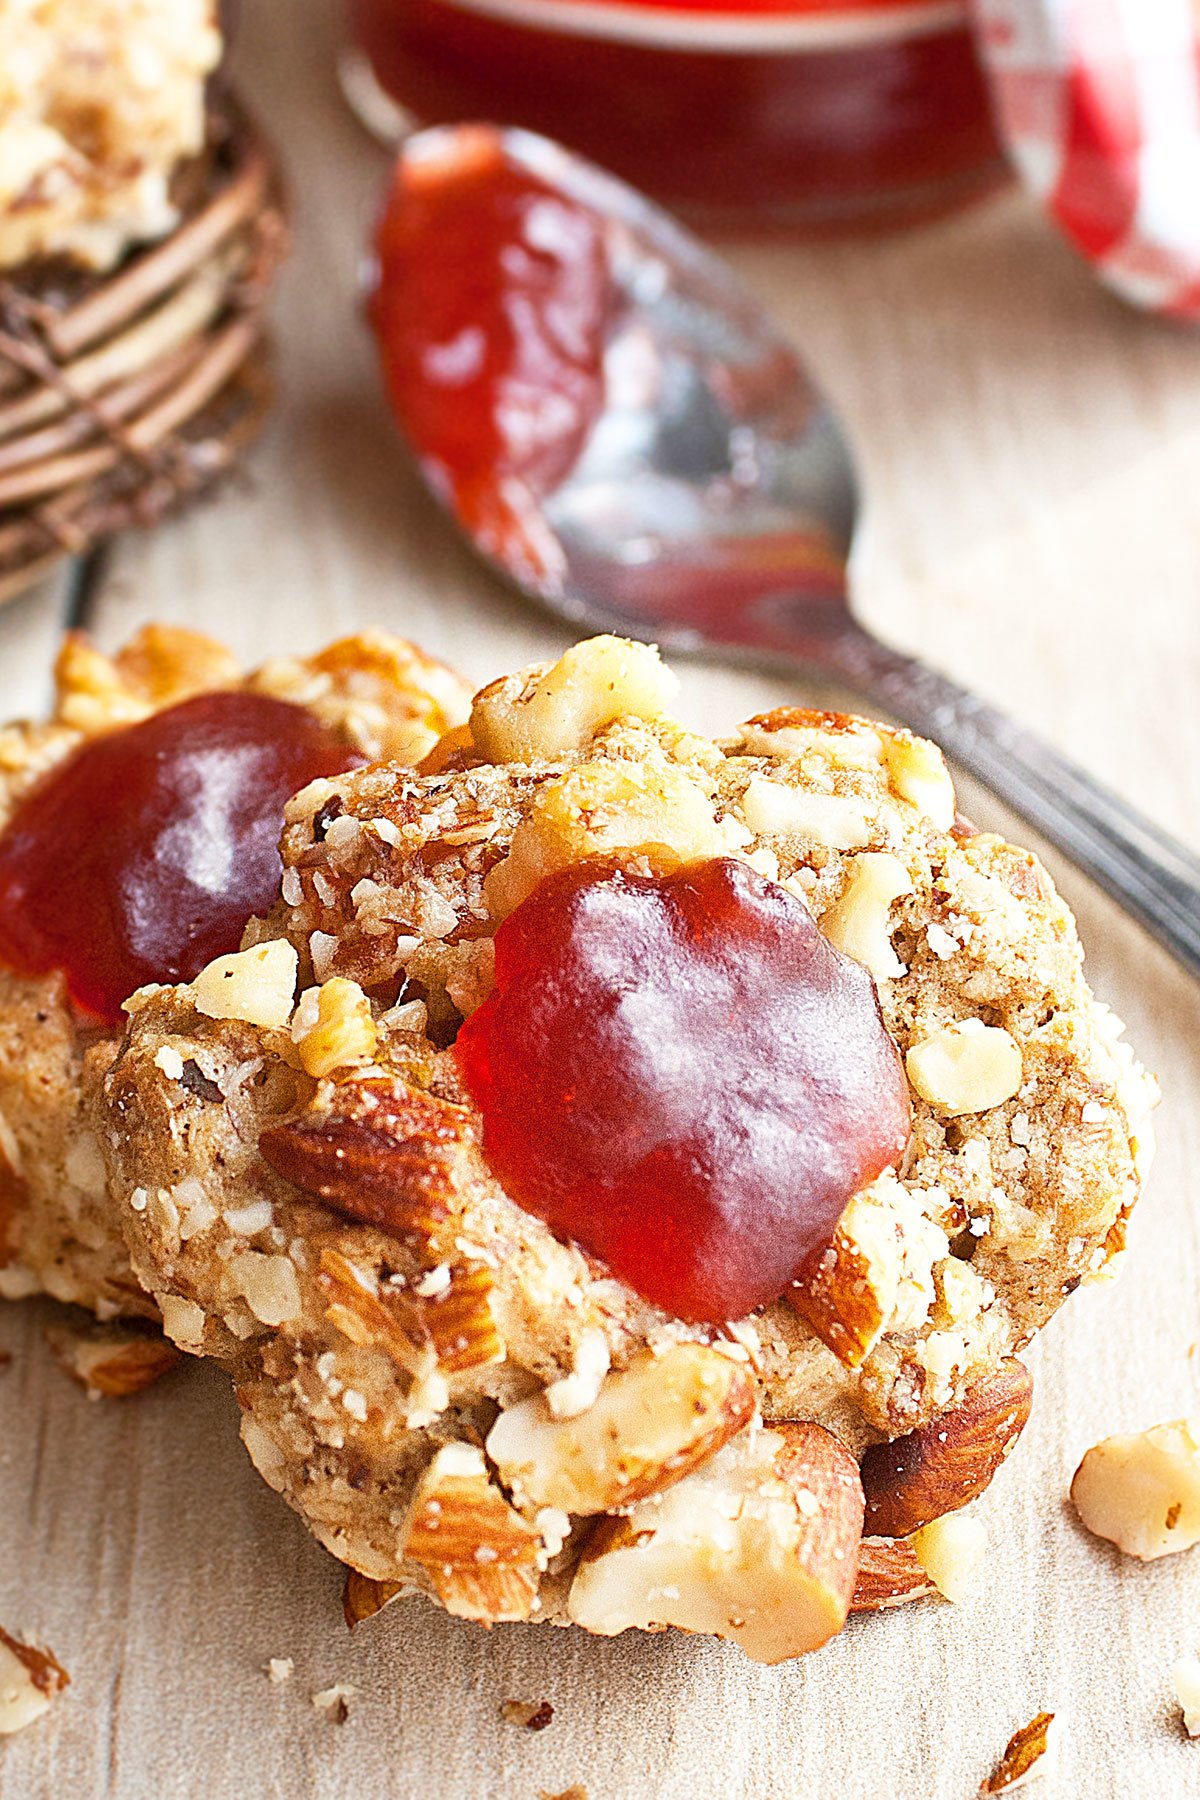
[
  {"xmin": 538, "ymin": 1789, "xmax": 587, "ymax": 1800},
  {"xmin": 501, "ymin": 1697, "xmax": 554, "ymax": 1730},
  {"xmin": 264, "ymin": 1657, "xmax": 294, "ymax": 1685}
]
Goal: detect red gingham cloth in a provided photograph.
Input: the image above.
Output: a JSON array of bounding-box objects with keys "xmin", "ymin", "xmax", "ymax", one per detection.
[{"xmin": 970, "ymin": 0, "xmax": 1200, "ymax": 319}]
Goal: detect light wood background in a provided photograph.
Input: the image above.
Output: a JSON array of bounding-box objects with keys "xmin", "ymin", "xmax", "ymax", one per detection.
[{"xmin": 1, "ymin": 5, "xmax": 1198, "ymax": 1797}]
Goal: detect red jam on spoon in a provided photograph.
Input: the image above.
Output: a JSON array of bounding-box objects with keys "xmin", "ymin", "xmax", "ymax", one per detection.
[
  {"xmin": 457, "ymin": 856, "xmax": 911, "ymax": 1323},
  {"xmin": 369, "ymin": 126, "xmax": 612, "ymax": 583},
  {"xmin": 0, "ymin": 691, "xmax": 363, "ymax": 1026}
]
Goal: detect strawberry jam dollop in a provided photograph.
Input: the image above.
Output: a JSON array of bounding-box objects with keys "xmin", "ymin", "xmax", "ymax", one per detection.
[
  {"xmin": 369, "ymin": 127, "xmax": 612, "ymax": 582},
  {"xmin": 0, "ymin": 691, "xmax": 363, "ymax": 1026},
  {"xmin": 457, "ymin": 856, "xmax": 911, "ymax": 1323}
]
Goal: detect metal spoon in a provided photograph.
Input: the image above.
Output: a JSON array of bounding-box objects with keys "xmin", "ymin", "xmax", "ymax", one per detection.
[{"xmin": 394, "ymin": 124, "xmax": 1200, "ymax": 976}]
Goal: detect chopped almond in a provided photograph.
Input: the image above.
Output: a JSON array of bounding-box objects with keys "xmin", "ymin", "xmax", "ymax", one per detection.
[
  {"xmin": 400, "ymin": 1443, "xmax": 544, "ymax": 1624},
  {"xmin": 568, "ymin": 1422, "xmax": 863, "ymax": 1665},
  {"xmin": 343, "ymin": 1569, "xmax": 403, "ymax": 1629},
  {"xmin": 850, "ymin": 1538, "xmax": 936, "ymax": 1612},
  {"xmin": 0, "ymin": 1628, "xmax": 68, "ymax": 1736},
  {"xmin": 470, "ymin": 637, "xmax": 678, "ymax": 763},
  {"xmin": 860, "ymin": 1359, "xmax": 1032, "ymax": 1537},
  {"xmin": 911, "ymin": 1511, "xmax": 988, "ymax": 1603},
  {"xmin": 486, "ymin": 1342, "xmax": 755, "ymax": 1516},
  {"xmin": 1071, "ymin": 1419, "xmax": 1200, "ymax": 1560},
  {"xmin": 45, "ymin": 1320, "xmax": 181, "ymax": 1398}
]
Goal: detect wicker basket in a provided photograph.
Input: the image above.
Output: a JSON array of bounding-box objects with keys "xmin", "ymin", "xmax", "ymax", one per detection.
[{"xmin": 0, "ymin": 90, "xmax": 287, "ymax": 607}]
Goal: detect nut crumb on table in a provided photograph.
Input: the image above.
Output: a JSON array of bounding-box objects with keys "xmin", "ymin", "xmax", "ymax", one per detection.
[
  {"xmin": 501, "ymin": 1698, "xmax": 555, "ymax": 1731},
  {"xmin": 1071, "ymin": 1420, "xmax": 1200, "ymax": 1560},
  {"xmin": 311, "ymin": 1682, "xmax": 358, "ymax": 1723},
  {"xmin": 979, "ymin": 1712, "xmax": 1056, "ymax": 1793},
  {"xmin": 0, "ymin": 1627, "xmax": 68, "ymax": 1737},
  {"xmin": 1172, "ymin": 1658, "xmax": 1200, "ymax": 1738}
]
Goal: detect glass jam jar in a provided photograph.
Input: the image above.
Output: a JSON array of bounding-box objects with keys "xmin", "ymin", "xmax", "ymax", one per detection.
[{"xmin": 343, "ymin": 0, "xmax": 1007, "ymax": 233}]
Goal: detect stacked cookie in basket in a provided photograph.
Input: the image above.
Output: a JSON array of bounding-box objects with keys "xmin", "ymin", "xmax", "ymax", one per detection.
[{"xmin": 0, "ymin": 0, "xmax": 285, "ymax": 602}]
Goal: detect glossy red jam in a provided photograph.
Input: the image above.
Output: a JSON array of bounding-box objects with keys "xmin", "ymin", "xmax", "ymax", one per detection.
[
  {"xmin": 348, "ymin": 0, "xmax": 1006, "ymax": 232},
  {"xmin": 457, "ymin": 856, "xmax": 910, "ymax": 1322},
  {"xmin": 369, "ymin": 131, "xmax": 612, "ymax": 583},
  {"xmin": 0, "ymin": 691, "xmax": 363, "ymax": 1026}
]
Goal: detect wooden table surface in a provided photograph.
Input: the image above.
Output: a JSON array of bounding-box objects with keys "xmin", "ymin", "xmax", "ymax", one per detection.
[{"xmin": 2, "ymin": 5, "xmax": 1199, "ymax": 1797}]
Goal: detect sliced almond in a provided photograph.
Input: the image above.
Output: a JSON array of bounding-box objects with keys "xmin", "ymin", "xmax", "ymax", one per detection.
[
  {"xmin": 486, "ymin": 1342, "xmax": 755, "ymax": 1516},
  {"xmin": 850, "ymin": 1538, "xmax": 936, "ymax": 1612},
  {"xmin": 860, "ymin": 1358, "xmax": 1033, "ymax": 1537},
  {"xmin": 568, "ymin": 1421, "xmax": 864, "ymax": 1665},
  {"xmin": 45, "ymin": 1321, "xmax": 182, "ymax": 1398},
  {"xmin": 1070, "ymin": 1419, "xmax": 1200, "ymax": 1560},
  {"xmin": 399, "ymin": 1443, "xmax": 543, "ymax": 1624}
]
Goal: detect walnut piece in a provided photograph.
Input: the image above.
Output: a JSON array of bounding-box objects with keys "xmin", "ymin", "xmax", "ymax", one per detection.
[{"xmin": 291, "ymin": 978, "xmax": 378, "ymax": 1078}]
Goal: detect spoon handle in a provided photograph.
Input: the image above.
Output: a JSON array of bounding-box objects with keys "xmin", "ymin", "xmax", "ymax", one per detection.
[{"xmin": 811, "ymin": 622, "xmax": 1200, "ymax": 977}]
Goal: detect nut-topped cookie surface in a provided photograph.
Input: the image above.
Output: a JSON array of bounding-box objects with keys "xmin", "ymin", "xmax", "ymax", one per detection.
[
  {"xmin": 97, "ymin": 635, "xmax": 1157, "ymax": 1660},
  {"xmin": 0, "ymin": 0, "xmax": 222, "ymax": 271},
  {"xmin": 0, "ymin": 625, "xmax": 470, "ymax": 1318}
]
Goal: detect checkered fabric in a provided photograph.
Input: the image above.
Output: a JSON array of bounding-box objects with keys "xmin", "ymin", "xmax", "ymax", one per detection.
[{"xmin": 971, "ymin": 0, "xmax": 1200, "ymax": 319}]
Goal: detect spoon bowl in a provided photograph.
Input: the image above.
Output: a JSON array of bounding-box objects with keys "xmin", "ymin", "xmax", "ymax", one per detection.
[{"xmin": 389, "ymin": 123, "xmax": 1200, "ymax": 976}]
